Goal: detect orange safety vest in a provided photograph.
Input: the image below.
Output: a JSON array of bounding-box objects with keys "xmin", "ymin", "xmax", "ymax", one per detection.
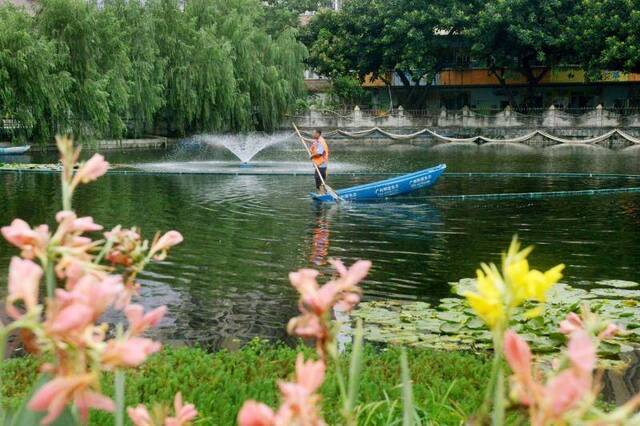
[{"xmin": 311, "ymin": 137, "xmax": 329, "ymax": 167}]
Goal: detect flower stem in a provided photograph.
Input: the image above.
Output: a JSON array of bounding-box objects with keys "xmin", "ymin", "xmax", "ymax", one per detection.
[
  {"xmin": 0, "ymin": 329, "xmax": 7, "ymax": 414},
  {"xmin": 94, "ymin": 239, "xmax": 114, "ymax": 265},
  {"xmin": 115, "ymin": 369, "xmax": 125, "ymax": 426},
  {"xmin": 477, "ymin": 327, "xmax": 505, "ymax": 424},
  {"xmin": 62, "ymin": 180, "xmax": 72, "ymax": 212},
  {"xmin": 45, "ymin": 260, "xmax": 55, "ymax": 300},
  {"xmin": 115, "ymin": 323, "xmax": 125, "ymax": 426},
  {"xmin": 492, "ymin": 363, "xmax": 505, "ymax": 426}
]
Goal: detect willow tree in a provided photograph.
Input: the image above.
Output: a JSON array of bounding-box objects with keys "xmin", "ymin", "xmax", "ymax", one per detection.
[
  {"xmin": 36, "ymin": 0, "xmax": 131, "ymax": 139},
  {"xmin": 186, "ymin": 0, "xmax": 307, "ymax": 132},
  {"xmin": 104, "ymin": 0, "xmax": 165, "ymax": 137},
  {"xmin": 0, "ymin": 5, "xmax": 70, "ymax": 142}
]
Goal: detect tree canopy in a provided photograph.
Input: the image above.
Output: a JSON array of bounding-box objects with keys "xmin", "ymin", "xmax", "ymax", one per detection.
[
  {"xmin": 568, "ymin": 0, "xmax": 640, "ymax": 75},
  {"xmin": 0, "ymin": 0, "xmax": 307, "ymax": 142},
  {"xmin": 303, "ymin": 0, "xmax": 640, "ymax": 107}
]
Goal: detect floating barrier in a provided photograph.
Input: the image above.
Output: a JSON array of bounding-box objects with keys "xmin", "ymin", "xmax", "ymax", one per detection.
[{"xmin": 301, "ymin": 127, "xmax": 640, "ymax": 147}]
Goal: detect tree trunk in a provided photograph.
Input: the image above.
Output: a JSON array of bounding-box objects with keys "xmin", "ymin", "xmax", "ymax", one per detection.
[
  {"xmin": 520, "ymin": 55, "xmax": 549, "ymax": 108},
  {"xmin": 488, "ymin": 66, "xmax": 516, "ymax": 107}
]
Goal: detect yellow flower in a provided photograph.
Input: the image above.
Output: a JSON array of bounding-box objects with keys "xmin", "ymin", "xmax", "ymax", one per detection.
[
  {"xmin": 464, "ymin": 264, "xmax": 505, "ymax": 328},
  {"xmin": 464, "ymin": 236, "xmax": 565, "ymax": 329}
]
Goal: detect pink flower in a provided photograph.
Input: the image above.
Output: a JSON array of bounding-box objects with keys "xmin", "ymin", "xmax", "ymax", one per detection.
[
  {"xmin": 29, "ymin": 374, "xmax": 114, "ymax": 425},
  {"xmin": 105, "ymin": 226, "xmax": 140, "ymax": 241},
  {"xmin": 54, "ymin": 256, "xmax": 86, "ymax": 288},
  {"xmin": 504, "ymin": 330, "xmax": 532, "ymax": 380},
  {"xmin": 275, "ymin": 355, "xmax": 326, "ymax": 423},
  {"xmin": 102, "ymin": 337, "xmax": 161, "ymax": 368},
  {"xmin": 70, "ymin": 274, "xmax": 123, "ymax": 318},
  {"xmin": 165, "ymin": 392, "xmax": 198, "ymax": 426},
  {"xmin": 56, "ymin": 211, "xmax": 103, "ymax": 233},
  {"xmin": 287, "ymin": 313, "xmax": 326, "ymax": 340},
  {"xmin": 598, "ymin": 323, "xmax": 620, "ymax": 340},
  {"xmin": 151, "ymin": 230, "xmax": 183, "ymax": 259},
  {"xmin": 1, "ymin": 219, "xmax": 49, "ymax": 259},
  {"xmin": 74, "ymin": 154, "xmax": 109, "ymax": 184},
  {"xmin": 6, "ymin": 257, "xmax": 42, "ymax": 319},
  {"xmin": 48, "ymin": 303, "xmax": 95, "ymax": 334},
  {"xmin": 544, "ymin": 370, "xmax": 590, "ymax": 416},
  {"xmin": 294, "ymin": 354, "xmax": 325, "ymax": 394},
  {"xmin": 238, "ymin": 401, "xmax": 276, "ymax": 426},
  {"xmin": 303, "ymin": 282, "xmax": 339, "ymax": 315},
  {"xmin": 128, "ymin": 405, "xmax": 153, "ymax": 426},
  {"xmin": 567, "ymin": 330, "xmax": 596, "ymax": 374},
  {"xmin": 334, "ymin": 292, "xmax": 361, "ymax": 312},
  {"xmin": 559, "ymin": 312, "xmax": 584, "ymax": 335},
  {"xmin": 330, "ymin": 259, "xmax": 372, "ymax": 288},
  {"xmin": 48, "ymin": 275, "xmax": 123, "ymax": 334},
  {"xmin": 125, "ymin": 304, "xmax": 167, "ymax": 335}
]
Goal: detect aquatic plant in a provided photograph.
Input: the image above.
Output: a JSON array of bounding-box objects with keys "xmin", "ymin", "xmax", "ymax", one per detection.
[
  {"xmin": 0, "ymin": 136, "xmax": 195, "ymax": 425},
  {"xmin": 238, "ymin": 259, "xmax": 373, "ymax": 426}
]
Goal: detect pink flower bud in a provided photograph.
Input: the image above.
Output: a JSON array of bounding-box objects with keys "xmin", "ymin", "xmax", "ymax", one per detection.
[
  {"xmin": 166, "ymin": 392, "xmax": 198, "ymax": 426},
  {"xmin": 294, "ymin": 354, "xmax": 325, "ymax": 394},
  {"xmin": 29, "ymin": 374, "xmax": 114, "ymax": 425},
  {"xmin": 125, "ymin": 304, "xmax": 167, "ymax": 335},
  {"xmin": 151, "ymin": 231, "xmax": 183, "ymax": 258},
  {"xmin": 504, "ymin": 330, "xmax": 532, "ymax": 379},
  {"xmin": 559, "ymin": 312, "xmax": 584, "ymax": 335},
  {"xmin": 128, "ymin": 405, "xmax": 153, "ymax": 426},
  {"xmin": 102, "ymin": 337, "xmax": 161, "ymax": 368},
  {"xmin": 6, "ymin": 257, "xmax": 42, "ymax": 319},
  {"xmin": 1, "ymin": 219, "xmax": 49, "ymax": 259},
  {"xmin": 598, "ymin": 323, "xmax": 621, "ymax": 340},
  {"xmin": 74, "ymin": 154, "xmax": 109, "ymax": 184},
  {"xmin": 237, "ymin": 401, "xmax": 276, "ymax": 426},
  {"xmin": 567, "ymin": 330, "xmax": 596, "ymax": 374}
]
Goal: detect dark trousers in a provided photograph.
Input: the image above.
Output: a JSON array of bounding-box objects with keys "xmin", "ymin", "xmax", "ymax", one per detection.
[{"xmin": 314, "ymin": 167, "xmax": 327, "ymax": 189}]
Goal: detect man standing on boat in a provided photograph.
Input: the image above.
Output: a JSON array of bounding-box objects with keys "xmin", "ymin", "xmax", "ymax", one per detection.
[{"xmin": 310, "ymin": 129, "xmax": 329, "ymax": 194}]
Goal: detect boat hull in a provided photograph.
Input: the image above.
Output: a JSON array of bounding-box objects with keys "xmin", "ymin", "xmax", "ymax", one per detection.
[
  {"xmin": 0, "ymin": 145, "xmax": 30, "ymax": 155},
  {"xmin": 310, "ymin": 164, "xmax": 446, "ymax": 202}
]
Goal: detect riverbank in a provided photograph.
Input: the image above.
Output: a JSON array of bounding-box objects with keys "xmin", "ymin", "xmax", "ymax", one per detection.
[
  {"xmin": 26, "ymin": 137, "xmax": 175, "ymax": 152},
  {"xmin": 0, "ymin": 342, "xmax": 494, "ymax": 425}
]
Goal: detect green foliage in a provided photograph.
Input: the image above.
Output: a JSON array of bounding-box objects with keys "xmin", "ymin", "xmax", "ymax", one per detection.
[
  {"xmin": 1, "ymin": 343, "xmax": 493, "ymax": 425},
  {"xmin": 568, "ymin": 0, "xmax": 640, "ymax": 75},
  {"xmin": 330, "ymin": 75, "xmax": 367, "ymax": 108},
  {"xmin": 0, "ymin": 5, "xmax": 70, "ymax": 142},
  {"xmin": 302, "ymin": 0, "xmax": 640, "ymax": 107},
  {"xmin": 470, "ymin": 0, "xmax": 575, "ymax": 96},
  {"xmin": 260, "ymin": 0, "xmax": 332, "ymax": 36},
  {"xmin": 302, "ymin": 0, "xmax": 476, "ymax": 106},
  {"xmin": 0, "ymin": 0, "xmax": 307, "ymax": 143}
]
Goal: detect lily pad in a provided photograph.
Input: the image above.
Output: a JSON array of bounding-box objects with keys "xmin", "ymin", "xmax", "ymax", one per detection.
[
  {"xmin": 597, "ymin": 280, "xmax": 639, "ymax": 288},
  {"xmin": 590, "ymin": 288, "xmax": 640, "ymax": 299},
  {"xmin": 351, "ymin": 278, "xmax": 640, "ymax": 356}
]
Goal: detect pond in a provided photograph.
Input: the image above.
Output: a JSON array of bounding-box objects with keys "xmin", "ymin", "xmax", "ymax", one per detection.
[{"xmin": 1, "ymin": 138, "xmax": 640, "ymax": 349}]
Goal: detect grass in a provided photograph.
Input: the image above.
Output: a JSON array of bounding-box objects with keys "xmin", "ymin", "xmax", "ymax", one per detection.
[{"xmin": 0, "ymin": 341, "xmax": 502, "ymax": 425}]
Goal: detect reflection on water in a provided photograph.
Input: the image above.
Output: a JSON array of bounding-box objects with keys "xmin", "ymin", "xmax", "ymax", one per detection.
[
  {"xmin": 309, "ymin": 205, "xmax": 333, "ymax": 266},
  {"xmin": 2, "ymin": 143, "xmax": 640, "ymax": 354}
]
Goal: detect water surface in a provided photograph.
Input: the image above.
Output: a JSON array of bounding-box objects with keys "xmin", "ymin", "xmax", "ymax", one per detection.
[{"xmin": 2, "ymin": 141, "xmax": 640, "ymax": 348}]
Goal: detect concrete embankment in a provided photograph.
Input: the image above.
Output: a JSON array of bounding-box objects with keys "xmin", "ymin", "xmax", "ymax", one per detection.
[{"xmin": 30, "ymin": 137, "xmax": 174, "ymax": 152}]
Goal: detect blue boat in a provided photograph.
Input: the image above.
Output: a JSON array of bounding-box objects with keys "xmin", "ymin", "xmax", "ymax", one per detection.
[
  {"xmin": 311, "ymin": 164, "xmax": 447, "ymax": 202},
  {"xmin": 0, "ymin": 145, "xmax": 30, "ymax": 155}
]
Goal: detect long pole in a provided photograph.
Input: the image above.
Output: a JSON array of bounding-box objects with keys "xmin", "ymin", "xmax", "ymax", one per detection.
[{"xmin": 292, "ymin": 123, "xmax": 341, "ymax": 201}]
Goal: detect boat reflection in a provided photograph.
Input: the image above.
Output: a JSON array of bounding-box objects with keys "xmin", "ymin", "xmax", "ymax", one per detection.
[{"xmin": 309, "ymin": 204, "xmax": 336, "ymax": 266}]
